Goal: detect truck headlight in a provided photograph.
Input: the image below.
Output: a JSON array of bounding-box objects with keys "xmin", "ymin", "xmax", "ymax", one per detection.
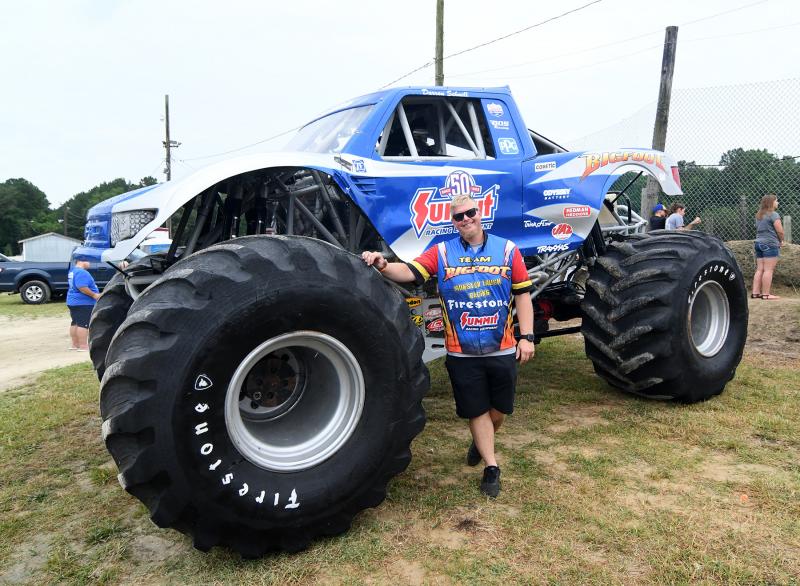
[{"xmin": 111, "ymin": 210, "xmax": 156, "ymax": 246}]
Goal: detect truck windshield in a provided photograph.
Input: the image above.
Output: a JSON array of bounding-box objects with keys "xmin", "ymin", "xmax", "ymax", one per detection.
[{"xmin": 285, "ymin": 105, "xmax": 373, "ymax": 153}]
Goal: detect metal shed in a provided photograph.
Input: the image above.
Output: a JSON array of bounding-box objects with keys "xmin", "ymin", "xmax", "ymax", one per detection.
[{"xmin": 18, "ymin": 232, "xmax": 83, "ymax": 262}]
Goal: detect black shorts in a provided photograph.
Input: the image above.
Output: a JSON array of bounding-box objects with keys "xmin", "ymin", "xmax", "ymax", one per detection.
[
  {"xmin": 68, "ymin": 305, "xmax": 93, "ymax": 328},
  {"xmin": 445, "ymin": 353, "xmax": 518, "ymax": 419}
]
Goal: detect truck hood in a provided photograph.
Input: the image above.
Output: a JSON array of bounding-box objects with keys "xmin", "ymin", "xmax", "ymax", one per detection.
[{"xmin": 101, "ymin": 152, "xmax": 344, "ymax": 262}]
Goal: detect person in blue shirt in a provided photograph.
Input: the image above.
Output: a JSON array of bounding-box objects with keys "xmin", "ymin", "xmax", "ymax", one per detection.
[{"xmin": 67, "ymin": 256, "xmax": 100, "ymax": 350}]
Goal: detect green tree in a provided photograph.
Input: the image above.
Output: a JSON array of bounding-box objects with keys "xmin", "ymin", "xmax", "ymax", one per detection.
[
  {"xmin": 54, "ymin": 176, "xmax": 161, "ymax": 241},
  {"xmin": 0, "ymin": 178, "xmax": 57, "ymax": 255}
]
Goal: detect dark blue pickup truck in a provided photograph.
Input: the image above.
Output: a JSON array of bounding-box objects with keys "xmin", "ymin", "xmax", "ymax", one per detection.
[{"xmin": 0, "ymin": 253, "xmax": 113, "ymax": 304}]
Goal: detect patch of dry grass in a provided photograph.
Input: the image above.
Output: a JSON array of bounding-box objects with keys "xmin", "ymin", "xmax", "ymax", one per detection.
[{"xmin": 1, "ymin": 337, "xmax": 799, "ymax": 584}]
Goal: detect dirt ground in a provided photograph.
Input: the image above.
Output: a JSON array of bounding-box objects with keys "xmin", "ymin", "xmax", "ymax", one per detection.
[
  {"xmin": 0, "ymin": 316, "xmax": 92, "ymax": 392},
  {"xmin": 0, "ymin": 295, "xmax": 797, "ymax": 392}
]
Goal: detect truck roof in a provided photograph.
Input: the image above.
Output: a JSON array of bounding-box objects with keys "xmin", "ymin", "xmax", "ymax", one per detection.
[{"xmin": 307, "ymin": 86, "xmax": 513, "ymax": 127}]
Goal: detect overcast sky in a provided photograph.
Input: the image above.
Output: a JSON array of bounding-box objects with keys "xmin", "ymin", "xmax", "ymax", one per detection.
[{"xmin": 1, "ymin": 0, "xmax": 797, "ymax": 207}]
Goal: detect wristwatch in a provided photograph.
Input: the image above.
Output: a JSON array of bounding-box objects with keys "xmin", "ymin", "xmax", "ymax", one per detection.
[{"xmin": 521, "ymin": 334, "xmax": 535, "ymax": 343}]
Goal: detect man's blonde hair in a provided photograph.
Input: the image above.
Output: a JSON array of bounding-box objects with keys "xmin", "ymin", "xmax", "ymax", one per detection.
[{"xmin": 450, "ymin": 194, "xmax": 476, "ymax": 211}]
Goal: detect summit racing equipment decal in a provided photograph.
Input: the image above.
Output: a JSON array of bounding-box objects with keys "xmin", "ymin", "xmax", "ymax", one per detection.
[
  {"xmin": 581, "ymin": 151, "xmax": 665, "ymax": 180},
  {"xmin": 410, "ymin": 170, "xmax": 499, "ymax": 238},
  {"xmin": 460, "ymin": 311, "xmax": 499, "ymax": 329}
]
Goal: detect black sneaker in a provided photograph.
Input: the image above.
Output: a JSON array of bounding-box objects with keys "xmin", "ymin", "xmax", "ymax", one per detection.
[
  {"xmin": 466, "ymin": 441, "xmax": 482, "ymax": 466},
  {"xmin": 480, "ymin": 466, "xmax": 501, "ymax": 498}
]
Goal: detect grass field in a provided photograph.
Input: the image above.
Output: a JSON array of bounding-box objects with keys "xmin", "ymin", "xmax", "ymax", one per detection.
[
  {"xmin": 0, "ymin": 294, "xmax": 68, "ymax": 319},
  {"xmin": 1, "ymin": 335, "xmax": 798, "ymax": 585}
]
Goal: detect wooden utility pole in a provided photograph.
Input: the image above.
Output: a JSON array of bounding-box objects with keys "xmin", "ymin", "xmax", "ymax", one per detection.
[
  {"xmin": 163, "ymin": 95, "xmax": 173, "ymax": 181},
  {"xmin": 435, "ymin": 0, "xmax": 444, "ymax": 85},
  {"xmin": 642, "ymin": 26, "xmax": 678, "ymax": 225},
  {"xmin": 162, "ymin": 94, "xmax": 180, "ymax": 234},
  {"xmin": 63, "ymin": 205, "xmax": 68, "ymax": 236}
]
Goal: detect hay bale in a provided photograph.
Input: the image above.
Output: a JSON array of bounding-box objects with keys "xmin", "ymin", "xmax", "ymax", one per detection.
[{"xmin": 726, "ymin": 240, "xmax": 800, "ymax": 288}]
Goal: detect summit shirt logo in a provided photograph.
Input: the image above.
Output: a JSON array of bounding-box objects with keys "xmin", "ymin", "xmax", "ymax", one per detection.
[{"xmin": 410, "ymin": 170, "xmax": 499, "ymax": 238}]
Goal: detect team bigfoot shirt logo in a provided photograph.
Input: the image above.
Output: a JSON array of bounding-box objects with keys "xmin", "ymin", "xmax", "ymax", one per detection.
[{"xmin": 410, "ymin": 170, "xmax": 499, "ymax": 238}]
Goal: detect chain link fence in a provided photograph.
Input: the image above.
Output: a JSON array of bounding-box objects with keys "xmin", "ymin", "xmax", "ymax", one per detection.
[{"xmin": 567, "ymin": 79, "xmax": 800, "ymax": 242}]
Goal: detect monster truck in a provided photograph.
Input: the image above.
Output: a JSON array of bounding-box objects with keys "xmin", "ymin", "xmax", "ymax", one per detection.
[{"xmin": 88, "ymin": 86, "xmax": 747, "ymax": 556}]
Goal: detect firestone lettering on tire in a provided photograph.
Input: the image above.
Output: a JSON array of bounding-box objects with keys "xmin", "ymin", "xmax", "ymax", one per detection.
[
  {"xmin": 190, "ymin": 375, "xmax": 302, "ymax": 509},
  {"xmin": 688, "ymin": 262, "xmax": 736, "ymax": 303}
]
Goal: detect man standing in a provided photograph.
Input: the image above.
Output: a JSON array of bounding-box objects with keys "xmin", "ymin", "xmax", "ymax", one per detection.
[
  {"xmin": 665, "ymin": 203, "xmax": 701, "ymax": 231},
  {"xmin": 67, "ymin": 255, "xmax": 100, "ymax": 351},
  {"xmin": 361, "ymin": 194, "xmax": 535, "ymax": 498},
  {"xmin": 648, "ymin": 203, "xmax": 667, "ymax": 231}
]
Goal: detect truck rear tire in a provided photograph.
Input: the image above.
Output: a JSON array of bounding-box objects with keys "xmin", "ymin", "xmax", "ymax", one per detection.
[
  {"xmin": 20, "ymin": 280, "xmax": 51, "ymax": 304},
  {"xmin": 99, "ymin": 236, "xmax": 428, "ymax": 556},
  {"xmin": 581, "ymin": 231, "xmax": 747, "ymax": 403}
]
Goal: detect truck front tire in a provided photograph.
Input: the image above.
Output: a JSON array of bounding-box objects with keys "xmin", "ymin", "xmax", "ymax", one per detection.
[
  {"xmin": 89, "ymin": 270, "xmax": 133, "ymax": 380},
  {"xmin": 20, "ymin": 280, "xmax": 51, "ymax": 304},
  {"xmin": 99, "ymin": 236, "xmax": 428, "ymax": 556},
  {"xmin": 581, "ymin": 231, "xmax": 747, "ymax": 403}
]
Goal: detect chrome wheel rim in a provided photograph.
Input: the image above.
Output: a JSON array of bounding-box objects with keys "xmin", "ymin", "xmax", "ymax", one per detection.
[
  {"xmin": 688, "ymin": 280, "xmax": 730, "ymax": 357},
  {"xmin": 225, "ymin": 331, "xmax": 364, "ymax": 472},
  {"xmin": 25, "ymin": 286, "xmax": 43, "ymax": 302}
]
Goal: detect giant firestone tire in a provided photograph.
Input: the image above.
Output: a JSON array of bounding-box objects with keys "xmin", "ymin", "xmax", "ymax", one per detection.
[
  {"xmin": 99, "ymin": 235, "xmax": 429, "ymax": 556},
  {"xmin": 580, "ymin": 231, "xmax": 748, "ymax": 403},
  {"xmin": 89, "ymin": 260, "xmax": 154, "ymax": 380},
  {"xmin": 20, "ymin": 280, "xmax": 51, "ymax": 304}
]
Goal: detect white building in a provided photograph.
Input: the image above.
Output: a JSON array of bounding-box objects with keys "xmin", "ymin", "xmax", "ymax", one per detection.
[{"xmin": 18, "ymin": 232, "xmax": 82, "ymax": 262}]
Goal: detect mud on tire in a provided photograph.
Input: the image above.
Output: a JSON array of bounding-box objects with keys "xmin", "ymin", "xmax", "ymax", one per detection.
[
  {"xmin": 581, "ymin": 231, "xmax": 747, "ymax": 403},
  {"xmin": 99, "ymin": 235, "xmax": 428, "ymax": 556}
]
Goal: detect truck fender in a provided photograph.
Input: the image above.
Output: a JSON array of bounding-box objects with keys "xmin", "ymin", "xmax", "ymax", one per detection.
[
  {"xmin": 522, "ymin": 148, "xmax": 682, "ymax": 248},
  {"xmin": 101, "ymin": 152, "xmax": 349, "ymax": 262}
]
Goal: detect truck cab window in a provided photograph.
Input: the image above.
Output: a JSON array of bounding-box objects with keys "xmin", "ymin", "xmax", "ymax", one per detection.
[{"xmin": 377, "ymin": 97, "xmax": 495, "ymax": 160}]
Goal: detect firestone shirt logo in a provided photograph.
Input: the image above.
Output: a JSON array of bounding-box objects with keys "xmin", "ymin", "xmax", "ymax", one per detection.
[{"xmin": 410, "ymin": 170, "xmax": 499, "ymax": 238}]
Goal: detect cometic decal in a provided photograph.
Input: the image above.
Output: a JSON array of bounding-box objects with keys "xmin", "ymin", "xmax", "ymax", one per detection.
[{"xmin": 410, "ymin": 170, "xmax": 499, "ymax": 238}]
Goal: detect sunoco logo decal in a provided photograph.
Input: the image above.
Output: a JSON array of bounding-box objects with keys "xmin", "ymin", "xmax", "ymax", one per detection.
[{"xmin": 410, "ymin": 170, "xmax": 499, "ymax": 238}]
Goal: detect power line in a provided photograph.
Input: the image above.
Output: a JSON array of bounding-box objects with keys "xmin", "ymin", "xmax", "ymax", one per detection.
[
  {"xmin": 448, "ymin": 0, "xmax": 774, "ymax": 81},
  {"xmin": 181, "ymin": 127, "xmax": 300, "ymax": 162},
  {"xmin": 378, "ymin": 0, "xmax": 604, "ymax": 89},
  {"xmin": 469, "ymin": 21, "xmax": 800, "ymax": 83},
  {"xmin": 445, "ymin": 0, "xmax": 604, "ymax": 60}
]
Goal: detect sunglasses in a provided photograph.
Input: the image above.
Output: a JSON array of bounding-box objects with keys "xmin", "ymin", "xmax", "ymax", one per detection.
[{"xmin": 452, "ymin": 208, "xmax": 478, "ymax": 222}]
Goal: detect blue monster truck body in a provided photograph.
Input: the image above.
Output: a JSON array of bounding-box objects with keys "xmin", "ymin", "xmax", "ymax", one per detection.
[
  {"xmin": 91, "ymin": 87, "xmax": 746, "ymax": 557},
  {"xmin": 87, "ymin": 86, "xmax": 681, "ymax": 266}
]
